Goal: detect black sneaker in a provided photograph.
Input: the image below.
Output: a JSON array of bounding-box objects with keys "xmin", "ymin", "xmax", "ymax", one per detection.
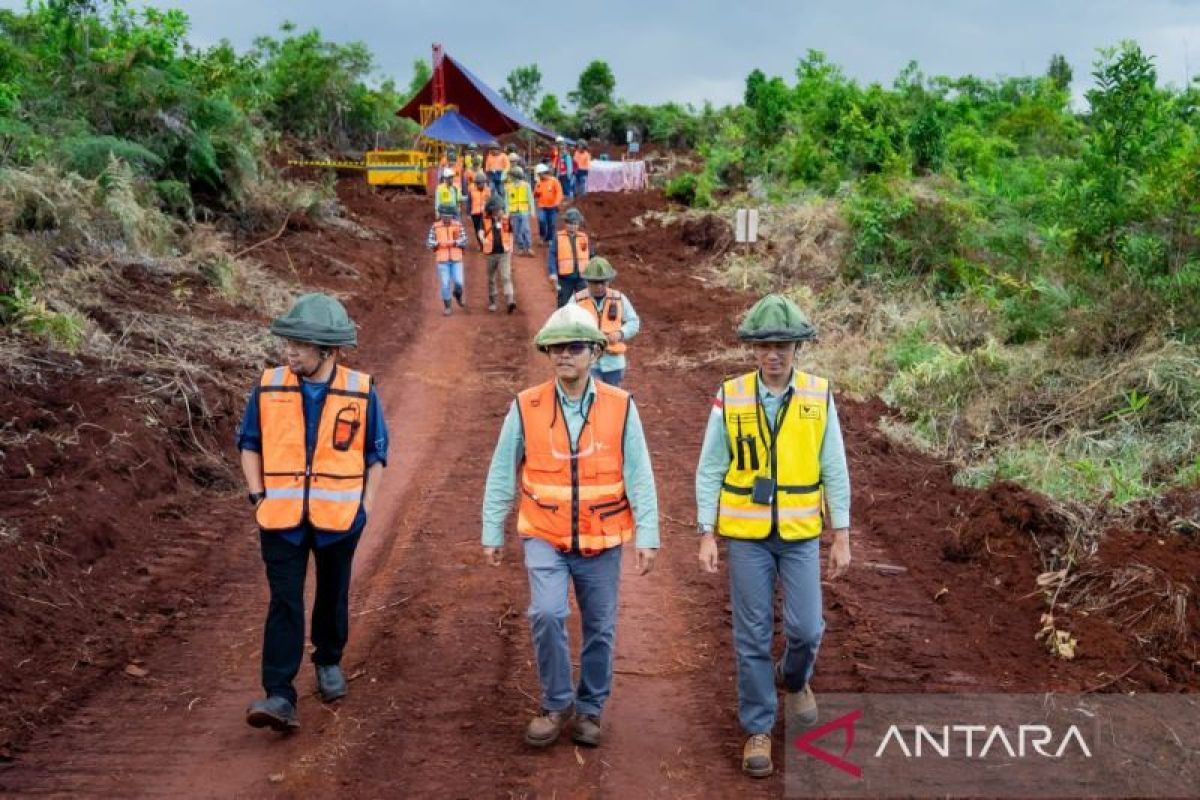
[
  {"xmin": 507, "ymin": 302, "xmax": 517, "ymax": 314},
  {"xmin": 453, "ymin": 286, "xmax": 465, "ymax": 308},
  {"xmin": 246, "ymin": 696, "xmax": 299, "ymax": 732}
]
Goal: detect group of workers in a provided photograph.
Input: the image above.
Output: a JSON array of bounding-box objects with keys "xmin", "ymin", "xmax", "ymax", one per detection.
[{"xmin": 239, "ymin": 152, "xmax": 852, "ymax": 781}]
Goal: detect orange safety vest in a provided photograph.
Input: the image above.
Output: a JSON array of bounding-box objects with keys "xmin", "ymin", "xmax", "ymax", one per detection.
[
  {"xmin": 485, "ymin": 152, "xmax": 509, "ymax": 172},
  {"xmin": 516, "ymin": 381, "xmax": 634, "ymax": 555},
  {"xmin": 433, "ymin": 221, "xmax": 464, "ymax": 263},
  {"xmin": 575, "ymin": 150, "xmax": 591, "ymax": 170},
  {"xmin": 534, "ymin": 176, "xmax": 563, "ymax": 208},
  {"xmin": 469, "ymin": 183, "xmax": 491, "ymax": 215},
  {"xmin": 555, "ymin": 231, "xmax": 590, "ymax": 277},
  {"xmin": 574, "ymin": 288, "xmax": 626, "ymax": 354},
  {"xmin": 256, "ymin": 365, "xmax": 370, "ymax": 534},
  {"xmin": 482, "ymin": 215, "xmax": 513, "ymax": 253}
]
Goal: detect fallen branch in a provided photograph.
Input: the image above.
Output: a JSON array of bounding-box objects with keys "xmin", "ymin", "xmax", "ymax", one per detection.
[
  {"xmin": 1083, "ymin": 662, "xmax": 1140, "ymax": 693},
  {"xmin": 233, "ymin": 213, "xmax": 292, "ymax": 260}
]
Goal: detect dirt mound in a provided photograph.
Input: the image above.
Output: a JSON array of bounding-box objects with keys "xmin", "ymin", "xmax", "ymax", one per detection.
[{"xmin": 681, "ymin": 213, "xmax": 734, "ymax": 254}]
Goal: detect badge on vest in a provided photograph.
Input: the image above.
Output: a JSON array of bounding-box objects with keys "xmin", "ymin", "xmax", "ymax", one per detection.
[{"xmin": 799, "ymin": 404, "xmax": 821, "ymax": 419}]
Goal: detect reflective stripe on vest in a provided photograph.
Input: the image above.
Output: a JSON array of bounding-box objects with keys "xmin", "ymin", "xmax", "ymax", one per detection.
[
  {"xmin": 482, "ymin": 215, "xmax": 513, "ymax": 253},
  {"xmin": 555, "ymin": 231, "xmax": 589, "ymax": 277},
  {"xmin": 256, "ymin": 365, "xmax": 370, "ymax": 534},
  {"xmin": 515, "ymin": 380, "xmax": 633, "ymax": 556},
  {"xmin": 717, "ymin": 370, "xmax": 828, "ymax": 541},
  {"xmin": 574, "ymin": 289, "xmax": 626, "ymax": 355},
  {"xmin": 434, "ymin": 221, "xmax": 464, "ymax": 263}
]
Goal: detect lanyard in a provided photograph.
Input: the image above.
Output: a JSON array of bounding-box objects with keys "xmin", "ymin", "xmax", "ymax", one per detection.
[{"xmin": 753, "ymin": 374, "xmax": 793, "ymax": 465}]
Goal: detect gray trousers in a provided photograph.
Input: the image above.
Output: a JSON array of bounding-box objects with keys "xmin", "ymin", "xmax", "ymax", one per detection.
[
  {"xmin": 727, "ymin": 534, "xmax": 824, "ymax": 734},
  {"xmin": 486, "ymin": 252, "xmax": 513, "ymax": 304}
]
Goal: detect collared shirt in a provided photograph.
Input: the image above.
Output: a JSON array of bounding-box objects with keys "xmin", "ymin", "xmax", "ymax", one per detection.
[
  {"xmin": 238, "ymin": 370, "xmax": 389, "ymax": 548},
  {"xmin": 571, "ymin": 290, "xmax": 640, "ymax": 373},
  {"xmin": 694, "ymin": 370, "xmax": 850, "ymax": 533},
  {"xmin": 481, "ymin": 378, "xmax": 659, "ymax": 549}
]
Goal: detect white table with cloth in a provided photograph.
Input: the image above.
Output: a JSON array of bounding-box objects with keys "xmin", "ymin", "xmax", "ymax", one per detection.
[{"xmin": 583, "ymin": 160, "xmax": 648, "ymax": 192}]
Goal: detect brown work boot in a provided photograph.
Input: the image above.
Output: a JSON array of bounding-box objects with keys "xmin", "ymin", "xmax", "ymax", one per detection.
[
  {"xmin": 525, "ymin": 707, "xmax": 573, "ymax": 748},
  {"xmin": 786, "ymin": 684, "xmax": 819, "ymax": 727},
  {"xmin": 742, "ymin": 733, "xmax": 773, "ymax": 778},
  {"xmin": 571, "ymin": 714, "xmax": 602, "ymax": 747}
]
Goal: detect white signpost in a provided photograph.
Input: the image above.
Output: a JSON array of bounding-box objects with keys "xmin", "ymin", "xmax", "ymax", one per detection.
[{"xmin": 735, "ymin": 208, "xmax": 759, "ymax": 243}]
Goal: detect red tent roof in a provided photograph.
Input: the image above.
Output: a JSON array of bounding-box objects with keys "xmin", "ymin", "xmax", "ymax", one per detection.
[{"xmin": 398, "ymin": 53, "xmax": 555, "ymax": 139}]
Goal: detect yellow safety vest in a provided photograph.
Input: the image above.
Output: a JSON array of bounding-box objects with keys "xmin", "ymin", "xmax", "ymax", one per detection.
[
  {"xmin": 718, "ymin": 370, "xmax": 829, "ymax": 540},
  {"xmin": 506, "ymin": 181, "xmax": 532, "ymax": 214}
]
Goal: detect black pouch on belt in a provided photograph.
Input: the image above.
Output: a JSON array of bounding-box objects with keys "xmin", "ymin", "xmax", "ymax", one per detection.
[{"xmin": 751, "ymin": 476, "xmax": 776, "ymax": 505}]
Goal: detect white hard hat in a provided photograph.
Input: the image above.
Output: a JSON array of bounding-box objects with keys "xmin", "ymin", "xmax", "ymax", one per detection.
[
  {"xmin": 555, "ymin": 136, "xmax": 565, "ymax": 143},
  {"xmin": 534, "ymin": 164, "xmax": 549, "ymax": 174},
  {"xmin": 442, "ymin": 167, "xmax": 455, "ymax": 178}
]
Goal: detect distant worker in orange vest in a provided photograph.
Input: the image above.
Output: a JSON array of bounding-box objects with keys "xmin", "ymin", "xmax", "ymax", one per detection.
[
  {"xmin": 481, "ymin": 304, "xmax": 659, "ymax": 750},
  {"xmin": 548, "ymin": 207, "xmax": 594, "ymax": 308},
  {"xmin": 570, "ymin": 257, "xmax": 639, "ymax": 387},
  {"xmin": 239, "ymin": 293, "xmax": 389, "ymax": 733},
  {"xmin": 427, "ymin": 203, "xmax": 469, "ymax": 316},
  {"xmin": 468, "ymin": 171, "xmax": 492, "ymax": 249},
  {"xmin": 533, "ymin": 163, "xmax": 563, "ymax": 246},
  {"xmin": 573, "ymin": 140, "xmax": 592, "ymax": 197},
  {"xmin": 481, "ymin": 195, "xmax": 517, "ymax": 314},
  {"xmin": 485, "ymin": 144, "xmax": 509, "ymax": 198}
]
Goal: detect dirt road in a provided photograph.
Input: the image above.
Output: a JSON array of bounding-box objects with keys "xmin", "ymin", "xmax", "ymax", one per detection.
[{"xmin": 2, "ymin": 186, "xmax": 1195, "ymax": 799}]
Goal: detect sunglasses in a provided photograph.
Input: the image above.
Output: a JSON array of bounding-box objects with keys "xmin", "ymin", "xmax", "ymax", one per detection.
[{"xmin": 547, "ymin": 342, "xmax": 591, "ymax": 356}]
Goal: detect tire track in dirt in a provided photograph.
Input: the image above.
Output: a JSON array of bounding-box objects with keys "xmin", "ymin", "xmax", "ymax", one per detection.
[{"xmin": 0, "ymin": 195, "xmax": 520, "ymax": 797}]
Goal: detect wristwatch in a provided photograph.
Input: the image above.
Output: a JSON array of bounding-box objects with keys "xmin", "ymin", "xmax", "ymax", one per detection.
[
  {"xmin": 697, "ymin": 523, "xmax": 714, "ymax": 536},
  {"xmin": 248, "ymin": 491, "xmax": 266, "ymax": 506}
]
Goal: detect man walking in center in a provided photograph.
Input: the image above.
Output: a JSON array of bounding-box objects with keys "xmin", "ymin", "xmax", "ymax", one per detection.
[
  {"xmin": 694, "ymin": 294, "xmax": 852, "ymax": 778},
  {"xmin": 570, "ymin": 257, "xmax": 639, "ymax": 387},
  {"xmin": 482, "ymin": 195, "xmax": 517, "ymax": 314},
  {"xmin": 548, "ymin": 207, "xmax": 593, "ymax": 308},
  {"xmin": 482, "ymin": 304, "xmax": 659, "ymax": 749},
  {"xmin": 239, "ymin": 293, "xmax": 388, "ymax": 732},
  {"xmin": 506, "ymin": 165, "xmax": 535, "ymax": 256}
]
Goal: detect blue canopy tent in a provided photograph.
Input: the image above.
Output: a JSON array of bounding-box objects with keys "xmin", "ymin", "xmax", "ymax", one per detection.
[{"xmin": 419, "ymin": 109, "xmax": 498, "ymax": 146}]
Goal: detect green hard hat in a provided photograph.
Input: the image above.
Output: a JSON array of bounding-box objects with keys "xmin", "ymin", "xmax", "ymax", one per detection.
[
  {"xmin": 474, "ymin": 171, "xmax": 487, "ymax": 184},
  {"xmin": 437, "ymin": 202, "xmax": 458, "ymax": 217},
  {"xmin": 485, "ymin": 196, "xmax": 504, "ymax": 213},
  {"xmin": 737, "ymin": 294, "xmax": 816, "ymax": 343},
  {"xmin": 533, "ymin": 304, "xmax": 607, "ymax": 351},
  {"xmin": 581, "ymin": 257, "xmax": 616, "ymax": 282},
  {"xmin": 564, "ymin": 207, "xmax": 583, "ymax": 224},
  {"xmin": 270, "ymin": 292, "xmax": 357, "ymax": 347},
  {"xmin": 509, "ymin": 165, "xmax": 525, "ymax": 179}
]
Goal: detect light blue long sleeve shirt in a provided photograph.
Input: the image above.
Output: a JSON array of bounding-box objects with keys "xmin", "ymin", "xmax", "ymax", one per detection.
[
  {"xmin": 695, "ymin": 371, "xmax": 851, "ymax": 533},
  {"xmin": 570, "ymin": 291, "xmax": 640, "ymax": 373},
  {"xmin": 482, "ymin": 378, "xmax": 660, "ymax": 549}
]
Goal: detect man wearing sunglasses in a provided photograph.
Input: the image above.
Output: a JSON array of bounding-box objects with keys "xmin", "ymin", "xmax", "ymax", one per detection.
[{"xmin": 481, "ymin": 304, "xmax": 660, "ymax": 751}]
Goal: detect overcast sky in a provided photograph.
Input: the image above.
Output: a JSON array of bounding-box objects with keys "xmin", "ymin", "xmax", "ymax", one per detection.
[{"xmin": 6, "ymin": 1, "xmax": 1200, "ymax": 106}]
